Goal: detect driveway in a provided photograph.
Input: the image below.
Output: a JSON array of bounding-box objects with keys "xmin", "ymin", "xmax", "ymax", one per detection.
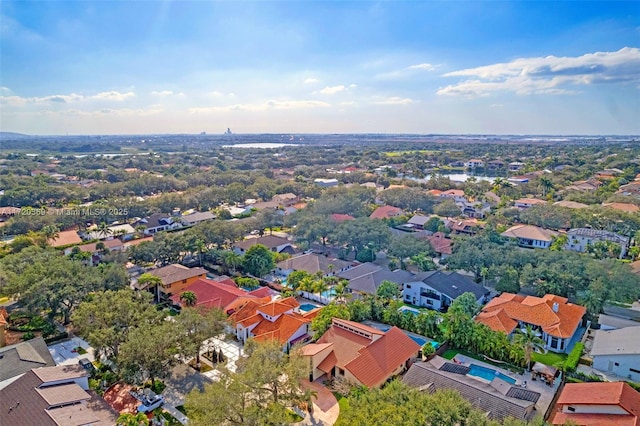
[
  {"xmin": 48, "ymin": 337, "xmax": 95, "ymax": 366},
  {"xmin": 298, "ymin": 380, "xmax": 339, "ymax": 426},
  {"xmin": 163, "ymin": 364, "xmax": 212, "ymax": 407}
]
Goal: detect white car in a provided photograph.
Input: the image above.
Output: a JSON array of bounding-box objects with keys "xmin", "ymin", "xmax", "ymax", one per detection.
[{"xmin": 131, "ymin": 389, "xmax": 165, "ymax": 413}]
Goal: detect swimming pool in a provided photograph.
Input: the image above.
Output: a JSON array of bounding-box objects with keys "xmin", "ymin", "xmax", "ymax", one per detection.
[
  {"xmin": 468, "ymin": 364, "xmax": 517, "ymax": 384},
  {"xmin": 370, "ymin": 324, "xmax": 438, "ymax": 348},
  {"xmin": 299, "ymin": 303, "xmax": 319, "ymax": 312}
]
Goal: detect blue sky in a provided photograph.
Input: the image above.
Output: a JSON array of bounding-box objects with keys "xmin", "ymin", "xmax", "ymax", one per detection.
[{"xmin": 1, "ymin": 1, "xmax": 639, "ymax": 135}]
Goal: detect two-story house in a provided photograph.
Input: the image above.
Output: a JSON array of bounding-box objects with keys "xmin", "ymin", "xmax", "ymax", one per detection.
[
  {"xmin": 590, "ymin": 326, "xmax": 640, "ymax": 382},
  {"xmin": 550, "ymin": 382, "xmax": 640, "ymax": 426},
  {"xmin": 143, "ymin": 264, "xmax": 207, "ymax": 297},
  {"xmin": 565, "ymin": 228, "xmax": 629, "ymax": 258},
  {"xmin": 402, "ymin": 271, "xmax": 489, "ymax": 311},
  {"xmin": 233, "ymin": 235, "xmax": 296, "ymax": 256},
  {"xmin": 501, "ymin": 224, "xmax": 558, "ymax": 249},
  {"xmin": 229, "ymin": 297, "xmax": 317, "ymax": 352},
  {"xmin": 475, "ymin": 293, "xmax": 586, "ymax": 353},
  {"xmin": 134, "ymin": 213, "xmax": 182, "ymax": 236},
  {"xmin": 466, "ymin": 159, "xmax": 485, "ymax": 169}
]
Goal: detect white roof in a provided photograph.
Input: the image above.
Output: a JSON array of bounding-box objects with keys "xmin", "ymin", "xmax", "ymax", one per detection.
[{"xmin": 591, "ymin": 326, "xmax": 640, "ymax": 356}]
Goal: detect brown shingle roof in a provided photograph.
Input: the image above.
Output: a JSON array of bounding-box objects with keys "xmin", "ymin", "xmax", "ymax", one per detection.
[
  {"xmin": 277, "ymin": 253, "xmax": 353, "ymax": 276},
  {"xmin": 603, "ymin": 202, "xmax": 640, "ymax": 213},
  {"xmin": 501, "ymin": 224, "xmax": 558, "ymax": 242},
  {"xmin": 148, "ymin": 264, "xmax": 207, "ymax": 286},
  {"xmin": 234, "ymin": 235, "xmax": 293, "ymax": 250},
  {"xmin": 35, "ymin": 382, "xmax": 90, "ymax": 406}
]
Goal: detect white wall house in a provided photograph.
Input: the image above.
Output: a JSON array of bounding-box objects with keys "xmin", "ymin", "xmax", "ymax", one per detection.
[
  {"xmin": 591, "ymin": 326, "xmax": 640, "ymax": 381},
  {"xmin": 402, "ymin": 271, "xmax": 488, "ymax": 311},
  {"xmin": 565, "ymin": 228, "xmax": 629, "ymax": 258}
]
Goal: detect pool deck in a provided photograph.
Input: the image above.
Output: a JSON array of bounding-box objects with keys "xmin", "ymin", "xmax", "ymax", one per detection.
[
  {"xmin": 452, "ymin": 354, "xmax": 558, "ymax": 417},
  {"xmin": 361, "ymin": 320, "xmax": 435, "ymax": 346}
]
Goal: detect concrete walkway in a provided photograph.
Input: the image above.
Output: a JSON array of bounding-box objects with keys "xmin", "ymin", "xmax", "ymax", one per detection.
[
  {"xmin": 163, "ymin": 403, "xmax": 188, "ymax": 425},
  {"xmin": 298, "ymin": 380, "xmax": 339, "ymax": 426}
]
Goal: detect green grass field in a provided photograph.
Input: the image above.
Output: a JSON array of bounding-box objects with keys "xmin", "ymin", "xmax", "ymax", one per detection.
[{"xmin": 532, "ymin": 351, "xmax": 567, "ymax": 367}]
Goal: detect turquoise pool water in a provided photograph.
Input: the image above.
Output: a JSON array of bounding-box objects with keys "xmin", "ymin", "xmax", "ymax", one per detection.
[
  {"xmin": 299, "ymin": 303, "xmax": 318, "ymax": 312},
  {"xmin": 372, "ymin": 324, "xmax": 439, "ymax": 349},
  {"xmin": 468, "ymin": 364, "xmax": 516, "ymax": 384}
]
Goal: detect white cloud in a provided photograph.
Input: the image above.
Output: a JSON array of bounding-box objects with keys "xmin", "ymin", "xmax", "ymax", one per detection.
[
  {"xmin": 407, "ymin": 63, "xmax": 437, "ymax": 71},
  {"xmin": 0, "ymin": 90, "xmax": 137, "ymax": 106},
  {"xmin": 304, "ymin": 77, "xmax": 319, "ymax": 84},
  {"xmin": 91, "ymin": 91, "xmax": 135, "ymax": 101},
  {"xmin": 438, "ymin": 47, "xmax": 640, "ymax": 96},
  {"xmin": 372, "ymin": 97, "xmax": 415, "ymax": 105},
  {"xmin": 151, "ymin": 90, "xmax": 174, "ymax": 96},
  {"xmin": 189, "ymin": 99, "xmax": 331, "ymax": 113},
  {"xmin": 0, "ymin": 87, "xmax": 11, "ymax": 94},
  {"xmin": 318, "ymin": 85, "xmax": 347, "ymax": 95}
]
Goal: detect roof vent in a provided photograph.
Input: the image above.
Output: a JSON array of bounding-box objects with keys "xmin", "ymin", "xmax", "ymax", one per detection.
[
  {"xmin": 552, "ymin": 302, "xmax": 559, "ymax": 313},
  {"xmin": 452, "ymin": 285, "xmax": 458, "ymax": 290}
]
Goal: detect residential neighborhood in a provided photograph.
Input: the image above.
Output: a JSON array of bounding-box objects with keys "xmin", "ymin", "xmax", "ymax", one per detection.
[{"xmin": 2, "ymin": 137, "xmax": 640, "ymax": 425}]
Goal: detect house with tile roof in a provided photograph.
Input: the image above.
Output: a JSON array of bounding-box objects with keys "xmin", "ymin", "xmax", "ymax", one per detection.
[
  {"xmin": 553, "ymin": 200, "xmax": 589, "ymax": 209},
  {"xmin": 272, "ymin": 193, "xmax": 299, "ymax": 206},
  {"xmin": 407, "ymin": 214, "xmax": 433, "ymax": 230},
  {"xmin": 402, "ymin": 271, "xmax": 489, "ymax": 311},
  {"xmin": 514, "ymin": 198, "xmax": 548, "ymax": 209},
  {"xmin": 369, "ymin": 205, "xmax": 404, "ymax": 220},
  {"xmin": 403, "ymin": 357, "xmax": 537, "ymax": 422},
  {"xmin": 475, "ymin": 293, "xmax": 586, "ymax": 353},
  {"xmin": 418, "ymin": 232, "xmax": 453, "ymax": 258},
  {"xmin": 447, "ymin": 218, "xmax": 484, "ymax": 235},
  {"xmin": 83, "ymin": 223, "xmax": 136, "ymax": 241},
  {"xmin": 337, "ymin": 263, "xmax": 414, "ymax": 296},
  {"xmin": 501, "ymin": 224, "xmax": 558, "ymax": 249},
  {"xmin": 169, "ymin": 277, "xmax": 270, "ymax": 313},
  {"xmin": 143, "ymin": 264, "xmax": 207, "ymax": 297},
  {"xmin": 180, "ymin": 211, "xmax": 215, "ymax": 226},
  {"xmin": 331, "ymin": 213, "xmax": 355, "ymax": 223},
  {"xmin": 590, "ymin": 326, "xmax": 640, "ymax": 382},
  {"xmin": 50, "ymin": 229, "xmax": 83, "ymax": 248},
  {"xmin": 550, "ymin": 382, "xmax": 640, "ymax": 426},
  {"xmin": 603, "ymin": 202, "xmax": 640, "ymax": 213},
  {"xmin": 233, "ymin": 235, "xmax": 295, "ymax": 255},
  {"xmin": 229, "ymin": 297, "xmax": 317, "ymax": 352},
  {"xmin": 0, "ymin": 364, "xmax": 118, "ymax": 425},
  {"xmin": 276, "ymin": 253, "xmax": 354, "ymax": 278},
  {"xmin": 440, "ymin": 189, "xmax": 466, "ymax": 204},
  {"xmin": 300, "ymin": 318, "xmax": 420, "ymax": 387},
  {"xmin": 565, "ymin": 228, "xmax": 629, "ymax": 258}
]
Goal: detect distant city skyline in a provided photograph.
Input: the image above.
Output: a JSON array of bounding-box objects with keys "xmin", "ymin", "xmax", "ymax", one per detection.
[{"xmin": 1, "ymin": 1, "xmax": 639, "ymax": 135}]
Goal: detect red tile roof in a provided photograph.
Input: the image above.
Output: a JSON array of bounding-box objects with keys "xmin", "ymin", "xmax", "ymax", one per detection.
[
  {"xmin": 309, "ymin": 319, "xmax": 419, "ymax": 387},
  {"xmin": 369, "ymin": 205, "xmax": 403, "ymax": 219},
  {"xmin": 422, "ymin": 233, "xmax": 453, "ymax": 255},
  {"xmin": 476, "ymin": 293, "xmax": 586, "ymax": 338},
  {"xmin": 475, "ymin": 309, "xmax": 518, "ymax": 334},
  {"xmin": 603, "ymin": 203, "xmax": 640, "ymax": 213},
  {"xmin": 552, "ymin": 382, "xmax": 640, "ymax": 426},
  {"xmin": 252, "ymin": 313, "xmax": 310, "ymax": 345},
  {"xmin": 331, "ymin": 213, "xmax": 355, "ymax": 222},
  {"xmin": 345, "ymin": 326, "xmax": 420, "ymax": 387},
  {"xmin": 50, "ymin": 230, "xmax": 83, "ymax": 247},
  {"xmin": 169, "ymin": 278, "xmax": 255, "ymax": 311}
]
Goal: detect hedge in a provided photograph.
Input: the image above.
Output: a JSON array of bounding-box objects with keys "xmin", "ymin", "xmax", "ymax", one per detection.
[{"xmin": 565, "ymin": 342, "xmax": 585, "ymax": 372}]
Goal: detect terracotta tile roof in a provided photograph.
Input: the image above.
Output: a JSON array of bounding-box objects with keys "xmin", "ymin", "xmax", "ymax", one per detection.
[
  {"xmin": 317, "ymin": 351, "xmax": 338, "ymax": 373},
  {"xmin": 332, "ymin": 318, "xmax": 385, "ymax": 336},
  {"xmin": 299, "ymin": 342, "xmax": 333, "ymax": 356},
  {"xmin": 422, "ymin": 233, "xmax": 453, "ymax": 255},
  {"xmin": 77, "ymin": 238, "xmax": 123, "ymax": 253},
  {"xmin": 229, "ymin": 300, "xmax": 265, "ymax": 323},
  {"xmin": 501, "ymin": 224, "xmax": 558, "ymax": 242},
  {"xmin": 248, "ymin": 286, "xmax": 273, "ymax": 298},
  {"xmin": 477, "ymin": 293, "xmax": 586, "ymax": 338},
  {"xmin": 169, "ymin": 278, "xmax": 255, "ymax": 311},
  {"xmin": 552, "ymin": 412, "xmax": 637, "ymax": 426},
  {"xmin": 427, "ymin": 189, "xmax": 443, "ymax": 196},
  {"xmin": 552, "ymin": 382, "xmax": 640, "ymax": 426},
  {"xmin": 252, "ymin": 313, "xmax": 310, "ymax": 344},
  {"xmin": 234, "ymin": 235, "xmax": 292, "ymax": 250},
  {"xmin": 316, "ymin": 325, "xmax": 371, "ymax": 369},
  {"xmin": 553, "ymin": 200, "xmax": 589, "ymax": 209},
  {"xmin": 369, "ymin": 205, "xmax": 403, "ymax": 219},
  {"xmin": 50, "ymin": 230, "xmax": 83, "ymax": 247},
  {"xmin": 441, "ymin": 189, "xmax": 464, "ymax": 197},
  {"xmin": 345, "ymin": 327, "xmax": 420, "ymax": 387},
  {"xmin": 603, "ymin": 202, "xmax": 640, "ymax": 213},
  {"xmin": 122, "ymin": 236, "xmax": 154, "ymax": 248},
  {"xmin": 331, "ymin": 213, "xmax": 355, "ymax": 222},
  {"xmin": 475, "ymin": 309, "xmax": 518, "ymax": 334},
  {"xmin": 515, "ymin": 198, "xmax": 547, "ymax": 206},
  {"xmin": 256, "ymin": 297, "xmax": 298, "ymax": 317}
]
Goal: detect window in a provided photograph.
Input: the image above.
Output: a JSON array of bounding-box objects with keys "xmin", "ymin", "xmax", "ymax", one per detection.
[
  {"xmin": 630, "ymin": 368, "xmax": 640, "ymax": 374},
  {"xmin": 406, "ymin": 284, "xmax": 411, "ymax": 289},
  {"xmin": 567, "ymin": 406, "xmax": 576, "ymax": 412},
  {"xmin": 338, "ymin": 368, "xmax": 345, "ymax": 376},
  {"xmin": 550, "ymin": 337, "xmax": 558, "ymax": 349},
  {"xmin": 426, "ymin": 299, "xmax": 433, "ymax": 305},
  {"xmin": 182, "ymin": 279, "xmax": 187, "ymax": 284},
  {"xmin": 615, "ymin": 362, "xmax": 619, "ymax": 367}
]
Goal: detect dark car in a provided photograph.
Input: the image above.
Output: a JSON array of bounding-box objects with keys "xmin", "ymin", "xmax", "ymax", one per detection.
[{"xmin": 78, "ymin": 357, "xmax": 96, "ymax": 373}]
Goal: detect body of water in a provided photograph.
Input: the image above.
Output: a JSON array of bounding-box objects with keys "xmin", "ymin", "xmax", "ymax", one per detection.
[
  {"xmin": 468, "ymin": 364, "xmax": 517, "ymax": 384},
  {"xmin": 299, "ymin": 303, "xmax": 320, "ymax": 312},
  {"xmin": 222, "ymin": 143, "xmax": 300, "ymax": 149}
]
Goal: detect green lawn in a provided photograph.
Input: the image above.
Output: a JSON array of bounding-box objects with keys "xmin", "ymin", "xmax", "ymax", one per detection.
[
  {"xmin": 441, "ymin": 349, "xmax": 458, "ymax": 360},
  {"xmin": 532, "ymin": 351, "xmax": 567, "ymax": 367}
]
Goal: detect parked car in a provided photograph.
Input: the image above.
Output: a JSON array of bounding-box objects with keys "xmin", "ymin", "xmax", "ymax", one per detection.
[
  {"xmin": 78, "ymin": 358, "xmax": 95, "ymax": 374},
  {"xmin": 131, "ymin": 388, "xmax": 165, "ymax": 413}
]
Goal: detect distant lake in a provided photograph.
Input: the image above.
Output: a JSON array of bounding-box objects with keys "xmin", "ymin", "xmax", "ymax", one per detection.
[
  {"xmin": 222, "ymin": 143, "xmax": 300, "ymax": 149},
  {"xmin": 411, "ymin": 173, "xmax": 498, "ymax": 183}
]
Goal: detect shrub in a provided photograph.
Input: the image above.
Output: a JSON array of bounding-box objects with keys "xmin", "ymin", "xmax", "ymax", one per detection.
[
  {"xmin": 565, "ymin": 342, "xmax": 584, "ymax": 372},
  {"xmin": 22, "ymin": 331, "xmax": 36, "ymax": 341},
  {"xmin": 422, "ymin": 343, "xmax": 436, "ymax": 358}
]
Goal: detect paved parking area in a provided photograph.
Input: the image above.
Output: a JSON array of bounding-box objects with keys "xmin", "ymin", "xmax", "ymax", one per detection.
[{"xmin": 48, "ymin": 337, "xmax": 95, "ymax": 366}]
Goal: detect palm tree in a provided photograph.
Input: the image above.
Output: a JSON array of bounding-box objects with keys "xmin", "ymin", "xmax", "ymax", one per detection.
[
  {"xmin": 116, "ymin": 412, "xmax": 149, "ymax": 426},
  {"xmin": 299, "ymin": 387, "xmax": 318, "ymax": 414},
  {"xmin": 41, "ymin": 225, "xmax": 60, "ymax": 245},
  {"xmin": 333, "ymin": 279, "xmax": 350, "ymax": 304},
  {"xmin": 137, "ymin": 273, "xmax": 164, "ymax": 303},
  {"xmin": 180, "ymin": 291, "xmax": 198, "ymax": 307},
  {"xmin": 314, "ymin": 279, "xmax": 330, "ymax": 304},
  {"xmin": 97, "ymin": 222, "xmax": 112, "ymax": 239},
  {"xmin": 540, "ymin": 176, "xmax": 554, "ymax": 197},
  {"xmin": 513, "ymin": 324, "xmax": 546, "ymax": 371}
]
